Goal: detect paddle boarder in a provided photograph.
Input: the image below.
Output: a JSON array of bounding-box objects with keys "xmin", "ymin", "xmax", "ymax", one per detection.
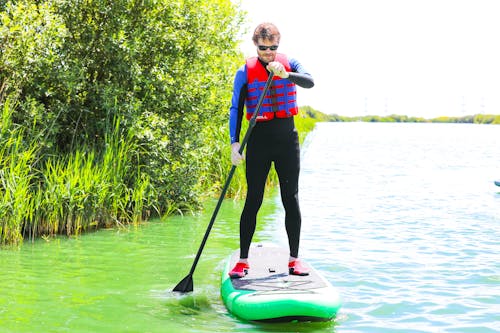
[{"xmin": 228, "ymin": 22, "xmax": 314, "ymax": 278}]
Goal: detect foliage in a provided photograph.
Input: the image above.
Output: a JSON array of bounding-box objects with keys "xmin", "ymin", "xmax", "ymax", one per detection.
[
  {"xmin": 0, "ymin": 0, "xmax": 244, "ymax": 244},
  {"xmin": 472, "ymin": 114, "xmax": 500, "ymax": 124},
  {"xmin": 322, "ymin": 112, "xmax": 500, "ymax": 124},
  {"xmin": 299, "ymin": 105, "xmax": 330, "ymax": 122},
  {"xmin": 0, "ymin": 99, "xmax": 150, "ymax": 245},
  {"xmin": 0, "ymin": 99, "xmax": 38, "ymax": 244}
]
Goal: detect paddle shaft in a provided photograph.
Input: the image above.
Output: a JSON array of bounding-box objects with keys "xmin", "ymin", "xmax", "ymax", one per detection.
[{"xmin": 173, "ymin": 72, "xmax": 275, "ymax": 292}]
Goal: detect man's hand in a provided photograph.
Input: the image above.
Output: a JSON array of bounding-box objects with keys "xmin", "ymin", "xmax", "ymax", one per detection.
[
  {"xmin": 231, "ymin": 142, "xmax": 245, "ymax": 166},
  {"xmin": 267, "ymin": 61, "xmax": 289, "ymax": 78}
]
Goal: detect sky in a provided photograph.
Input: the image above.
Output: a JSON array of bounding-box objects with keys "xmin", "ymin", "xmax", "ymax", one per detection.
[{"xmin": 236, "ymin": 0, "xmax": 500, "ymax": 117}]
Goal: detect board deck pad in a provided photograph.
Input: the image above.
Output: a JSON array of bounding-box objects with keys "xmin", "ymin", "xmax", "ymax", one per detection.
[
  {"xmin": 221, "ymin": 244, "xmax": 342, "ymax": 322},
  {"xmin": 228, "ymin": 246, "xmax": 327, "ymax": 291}
]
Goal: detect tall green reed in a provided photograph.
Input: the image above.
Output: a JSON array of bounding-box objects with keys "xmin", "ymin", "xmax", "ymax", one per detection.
[
  {"xmin": 1, "ymin": 98, "xmax": 151, "ymax": 245},
  {"xmin": 0, "ymin": 99, "xmax": 38, "ymax": 245},
  {"xmin": 32, "ymin": 117, "xmax": 150, "ymax": 238}
]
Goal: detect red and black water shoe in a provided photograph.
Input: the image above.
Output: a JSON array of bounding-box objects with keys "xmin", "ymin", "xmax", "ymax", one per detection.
[
  {"xmin": 288, "ymin": 259, "xmax": 310, "ymax": 276},
  {"xmin": 228, "ymin": 262, "xmax": 250, "ymax": 279}
]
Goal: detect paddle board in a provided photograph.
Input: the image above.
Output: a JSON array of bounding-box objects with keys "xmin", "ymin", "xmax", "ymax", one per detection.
[{"xmin": 220, "ymin": 245, "xmax": 342, "ymax": 322}]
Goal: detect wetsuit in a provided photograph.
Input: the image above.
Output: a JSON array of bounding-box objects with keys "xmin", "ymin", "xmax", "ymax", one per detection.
[{"xmin": 229, "ymin": 56, "xmax": 314, "ymax": 259}]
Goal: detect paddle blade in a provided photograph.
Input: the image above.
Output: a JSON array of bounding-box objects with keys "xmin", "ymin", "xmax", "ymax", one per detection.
[{"xmin": 173, "ymin": 275, "xmax": 193, "ymax": 293}]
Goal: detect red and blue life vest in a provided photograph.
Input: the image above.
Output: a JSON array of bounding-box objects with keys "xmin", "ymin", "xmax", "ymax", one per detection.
[{"xmin": 245, "ymin": 54, "xmax": 298, "ymax": 121}]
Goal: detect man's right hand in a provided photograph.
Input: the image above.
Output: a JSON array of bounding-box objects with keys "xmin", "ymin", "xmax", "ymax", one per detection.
[{"xmin": 231, "ymin": 142, "xmax": 244, "ymax": 166}]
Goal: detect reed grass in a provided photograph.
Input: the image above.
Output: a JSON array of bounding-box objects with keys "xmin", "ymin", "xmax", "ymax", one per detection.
[
  {"xmin": 0, "ymin": 100, "xmax": 37, "ymax": 245},
  {"xmin": 1, "ymin": 100, "xmax": 151, "ymax": 245},
  {"xmin": 29, "ymin": 118, "xmax": 151, "ymax": 239}
]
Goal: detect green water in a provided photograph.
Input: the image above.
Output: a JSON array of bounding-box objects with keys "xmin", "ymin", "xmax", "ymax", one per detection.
[
  {"xmin": 4, "ymin": 123, "xmax": 498, "ymax": 332},
  {"xmin": 0, "ymin": 194, "xmax": 335, "ymax": 333}
]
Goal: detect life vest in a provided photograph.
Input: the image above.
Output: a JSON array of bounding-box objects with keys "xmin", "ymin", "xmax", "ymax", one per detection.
[{"xmin": 245, "ymin": 54, "xmax": 298, "ymax": 121}]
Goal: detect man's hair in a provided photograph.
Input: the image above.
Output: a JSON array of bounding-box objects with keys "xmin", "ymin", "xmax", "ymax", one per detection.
[{"xmin": 252, "ymin": 22, "xmax": 280, "ymax": 44}]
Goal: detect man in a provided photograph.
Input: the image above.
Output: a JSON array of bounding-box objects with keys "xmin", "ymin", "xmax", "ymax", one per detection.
[{"xmin": 228, "ymin": 22, "xmax": 314, "ymax": 278}]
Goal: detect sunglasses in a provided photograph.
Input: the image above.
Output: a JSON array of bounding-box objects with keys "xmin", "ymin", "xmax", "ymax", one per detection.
[{"xmin": 257, "ymin": 45, "xmax": 279, "ymax": 51}]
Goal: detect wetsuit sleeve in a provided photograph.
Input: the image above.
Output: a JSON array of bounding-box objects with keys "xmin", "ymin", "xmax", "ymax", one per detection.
[
  {"xmin": 229, "ymin": 65, "xmax": 247, "ymax": 144},
  {"xmin": 288, "ymin": 58, "xmax": 314, "ymax": 89}
]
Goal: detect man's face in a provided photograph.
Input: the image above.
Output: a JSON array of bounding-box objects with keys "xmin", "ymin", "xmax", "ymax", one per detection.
[{"xmin": 255, "ymin": 38, "xmax": 279, "ymax": 63}]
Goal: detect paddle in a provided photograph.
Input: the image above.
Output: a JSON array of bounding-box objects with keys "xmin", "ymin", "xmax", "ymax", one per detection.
[{"xmin": 173, "ymin": 71, "xmax": 275, "ymax": 293}]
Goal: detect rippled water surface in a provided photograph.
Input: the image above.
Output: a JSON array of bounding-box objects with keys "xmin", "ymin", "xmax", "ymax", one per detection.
[
  {"xmin": 1, "ymin": 122, "xmax": 499, "ymax": 332},
  {"xmin": 277, "ymin": 122, "xmax": 500, "ymax": 332}
]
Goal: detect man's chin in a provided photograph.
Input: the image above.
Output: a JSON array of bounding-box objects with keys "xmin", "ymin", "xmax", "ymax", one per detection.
[{"xmin": 259, "ymin": 56, "xmax": 274, "ymax": 64}]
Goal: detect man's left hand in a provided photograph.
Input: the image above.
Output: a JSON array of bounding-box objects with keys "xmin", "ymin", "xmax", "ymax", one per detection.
[{"xmin": 267, "ymin": 62, "xmax": 289, "ymax": 78}]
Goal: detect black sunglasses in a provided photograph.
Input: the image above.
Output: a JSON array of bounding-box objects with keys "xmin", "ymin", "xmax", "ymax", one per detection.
[{"xmin": 258, "ymin": 45, "xmax": 279, "ymax": 51}]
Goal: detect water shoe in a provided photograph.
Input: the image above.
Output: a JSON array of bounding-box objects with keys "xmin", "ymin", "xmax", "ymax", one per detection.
[
  {"xmin": 229, "ymin": 262, "xmax": 249, "ymax": 279},
  {"xmin": 288, "ymin": 259, "xmax": 310, "ymax": 276}
]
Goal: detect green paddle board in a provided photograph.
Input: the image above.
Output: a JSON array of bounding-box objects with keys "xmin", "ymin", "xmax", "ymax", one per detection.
[{"xmin": 220, "ymin": 245, "xmax": 342, "ymax": 322}]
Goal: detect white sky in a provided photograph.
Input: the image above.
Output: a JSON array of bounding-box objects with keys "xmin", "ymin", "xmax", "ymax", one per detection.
[{"xmin": 236, "ymin": 0, "xmax": 500, "ymax": 117}]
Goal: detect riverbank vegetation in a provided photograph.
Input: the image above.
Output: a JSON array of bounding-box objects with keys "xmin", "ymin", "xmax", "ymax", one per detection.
[
  {"xmin": 302, "ymin": 106, "xmax": 500, "ymax": 124},
  {"xmin": 0, "ymin": 0, "xmax": 246, "ymax": 245}
]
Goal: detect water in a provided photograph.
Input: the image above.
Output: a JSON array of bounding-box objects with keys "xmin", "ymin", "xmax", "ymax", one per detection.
[
  {"xmin": 1, "ymin": 122, "xmax": 499, "ymax": 332},
  {"xmin": 288, "ymin": 123, "xmax": 500, "ymax": 333}
]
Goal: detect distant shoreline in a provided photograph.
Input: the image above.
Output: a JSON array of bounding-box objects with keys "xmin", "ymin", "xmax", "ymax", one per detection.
[{"xmin": 300, "ymin": 106, "xmax": 500, "ymax": 125}]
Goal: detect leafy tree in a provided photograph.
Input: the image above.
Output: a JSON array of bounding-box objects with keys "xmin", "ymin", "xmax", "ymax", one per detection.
[{"xmin": 1, "ymin": 0, "xmax": 244, "ymax": 216}]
